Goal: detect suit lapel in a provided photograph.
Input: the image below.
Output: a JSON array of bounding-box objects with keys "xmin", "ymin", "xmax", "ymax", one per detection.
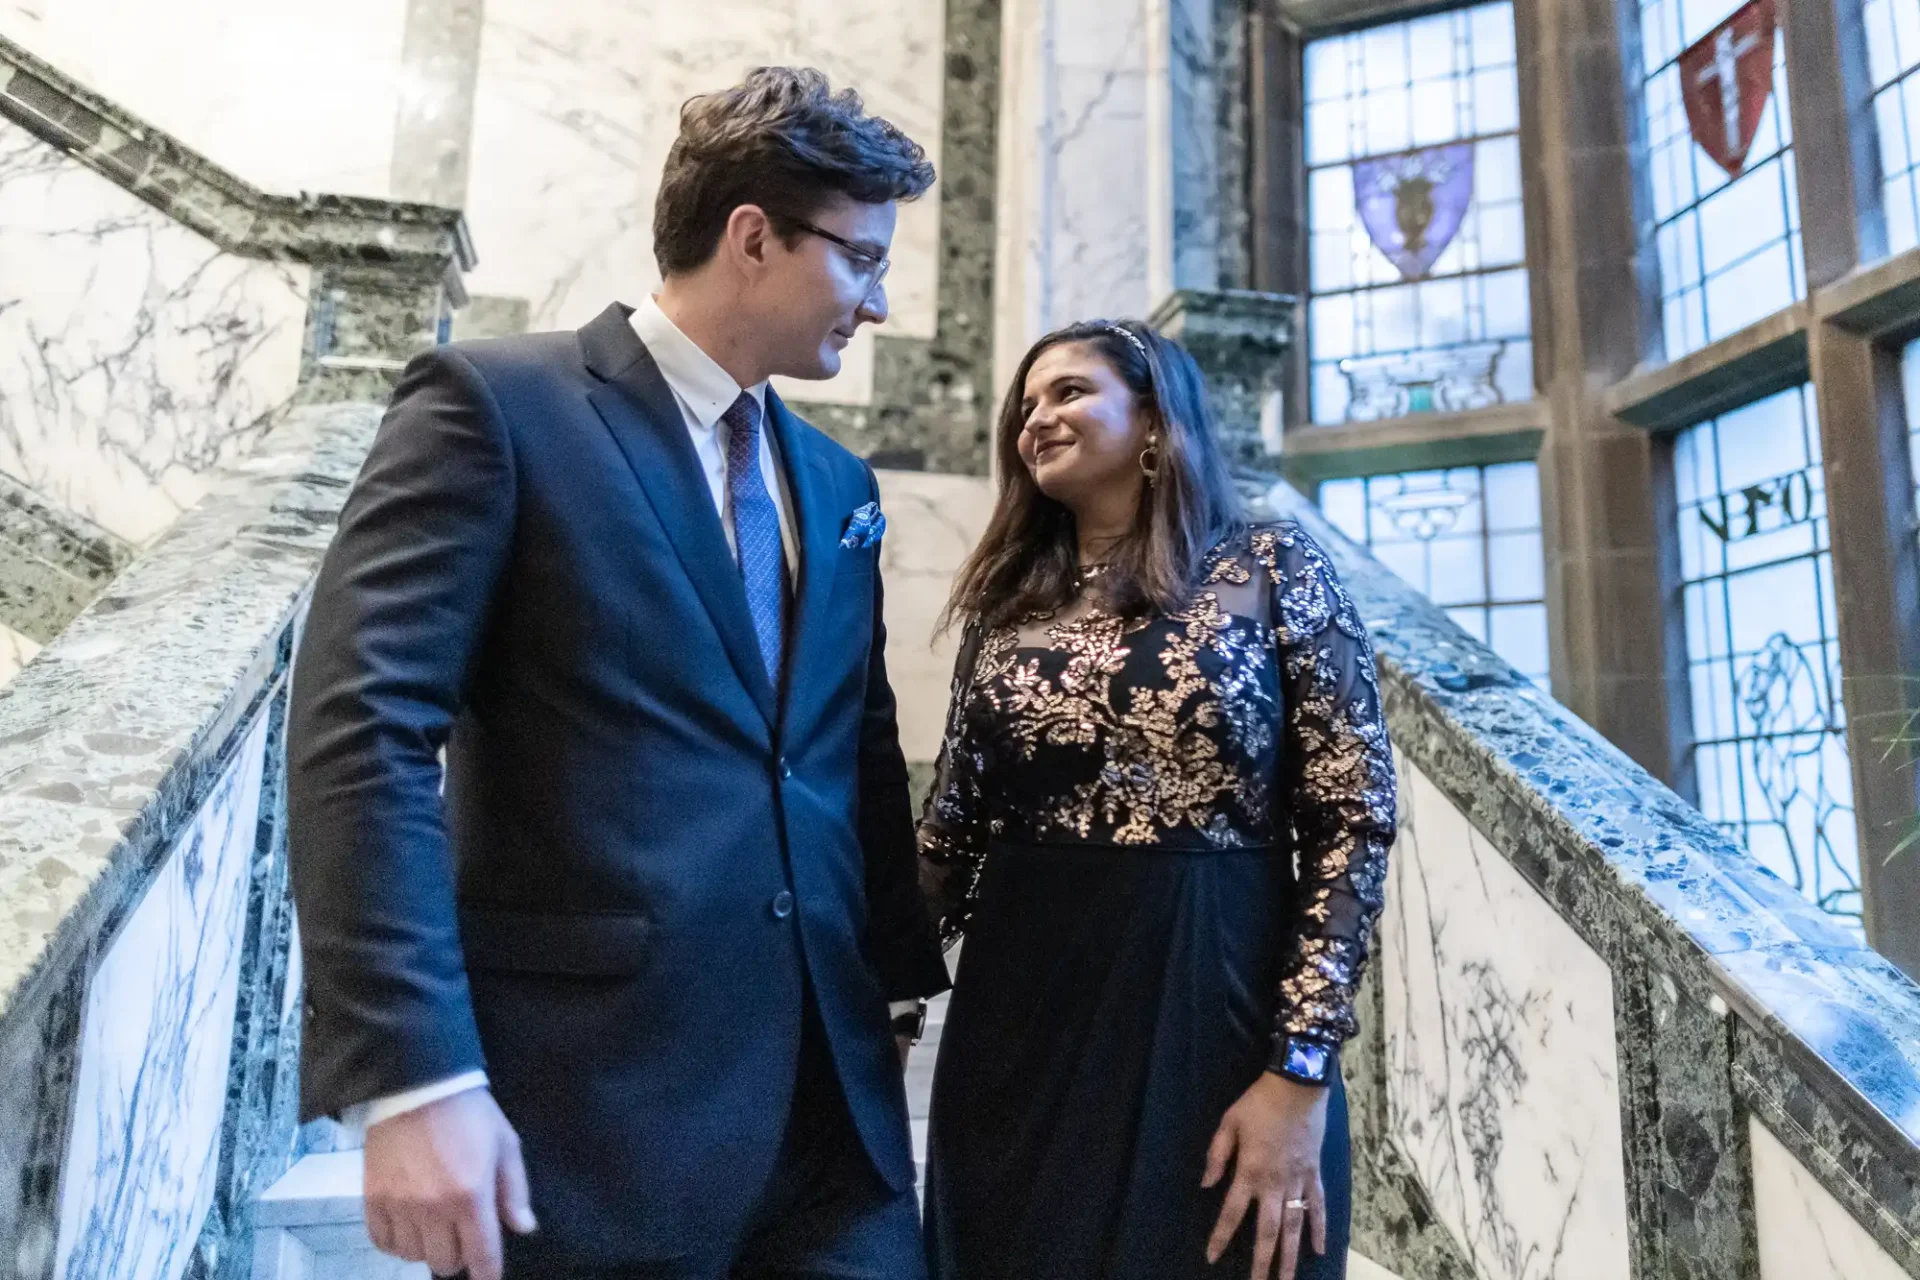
[
  {"xmin": 764, "ymin": 389, "xmax": 844, "ymax": 724},
  {"xmin": 578, "ymin": 303, "xmax": 777, "ymax": 727}
]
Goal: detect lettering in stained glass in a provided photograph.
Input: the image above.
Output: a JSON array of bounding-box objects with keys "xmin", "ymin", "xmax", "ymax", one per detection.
[{"xmin": 1674, "ymin": 386, "xmax": 1860, "ymax": 926}]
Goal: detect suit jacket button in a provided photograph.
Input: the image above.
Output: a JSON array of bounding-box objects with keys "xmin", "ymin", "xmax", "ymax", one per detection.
[
  {"xmin": 778, "ymin": 758, "xmax": 792, "ymax": 779},
  {"xmin": 771, "ymin": 891, "xmax": 795, "ymax": 919}
]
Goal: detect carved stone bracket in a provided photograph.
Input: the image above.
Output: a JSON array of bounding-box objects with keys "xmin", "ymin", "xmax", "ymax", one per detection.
[{"xmin": 1148, "ymin": 287, "xmax": 1297, "ymax": 470}]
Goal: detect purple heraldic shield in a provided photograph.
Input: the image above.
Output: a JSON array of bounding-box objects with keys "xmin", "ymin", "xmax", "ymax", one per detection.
[{"xmin": 1353, "ymin": 142, "xmax": 1475, "ymax": 281}]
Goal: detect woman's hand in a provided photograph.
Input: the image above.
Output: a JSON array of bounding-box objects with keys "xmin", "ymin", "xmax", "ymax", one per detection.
[{"xmin": 1202, "ymin": 1072, "xmax": 1330, "ymax": 1280}]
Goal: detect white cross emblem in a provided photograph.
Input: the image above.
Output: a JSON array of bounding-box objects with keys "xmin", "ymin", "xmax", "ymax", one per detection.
[{"xmin": 1695, "ymin": 23, "xmax": 1763, "ymax": 160}]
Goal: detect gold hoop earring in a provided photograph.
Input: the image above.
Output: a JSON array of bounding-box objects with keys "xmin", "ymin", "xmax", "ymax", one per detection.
[{"xmin": 1139, "ymin": 438, "xmax": 1161, "ymax": 483}]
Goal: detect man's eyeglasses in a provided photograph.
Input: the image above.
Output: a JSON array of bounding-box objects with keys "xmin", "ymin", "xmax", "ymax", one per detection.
[{"xmin": 788, "ymin": 217, "xmax": 891, "ymax": 299}]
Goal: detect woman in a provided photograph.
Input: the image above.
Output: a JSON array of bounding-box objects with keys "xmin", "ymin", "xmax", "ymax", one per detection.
[{"xmin": 917, "ymin": 320, "xmax": 1396, "ymax": 1280}]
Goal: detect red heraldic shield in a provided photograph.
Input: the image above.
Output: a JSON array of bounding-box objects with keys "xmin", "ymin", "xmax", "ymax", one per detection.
[{"xmin": 1678, "ymin": 0, "xmax": 1777, "ymax": 178}]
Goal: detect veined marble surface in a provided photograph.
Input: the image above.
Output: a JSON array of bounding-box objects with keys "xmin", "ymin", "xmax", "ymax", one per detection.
[
  {"xmin": 1255, "ymin": 480, "xmax": 1920, "ymax": 1275},
  {"xmin": 1750, "ymin": 1115, "xmax": 1912, "ymax": 1280},
  {"xmin": 463, "ymin": 0, "xmax": 946, "ymax": 398},
  {"xmin": 872, "ymin": 468, "xmax": 995, "ymax": 763},
  {"xmin": 0, "ymin": 0, "xmax": 408, "ymax": 199},
  {"xmin": 994, "ymin": 0, "xmax": 1154, "ymax": 390},
  {"xmin": 0, "ymin": 403, "xmax": 376, "ymax": 1025},
  {"xmin": 53, "ymin": 713, "xmax": 268, "ymax": 1280},
  {"xmin": 1383, "ymin": 756, "xmax": 1633, "ymax": 1280},
  {"xmin": 0, "ymin": 120, "xmax": 308, "ymax": 544},
  {"xmin": 0, "ymin": 623, "xmax": 40, "ymax": 685}
]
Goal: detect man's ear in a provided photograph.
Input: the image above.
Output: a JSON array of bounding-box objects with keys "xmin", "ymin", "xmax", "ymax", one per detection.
[{"xmin": 725, "ymin": 204, "xmax": 775, "ymax": 272}]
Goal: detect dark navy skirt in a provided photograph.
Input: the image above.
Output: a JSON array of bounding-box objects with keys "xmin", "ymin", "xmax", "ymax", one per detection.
[{"xmin": 923, "ymin": 840, "xmax": 1350, "ymax": 1280}]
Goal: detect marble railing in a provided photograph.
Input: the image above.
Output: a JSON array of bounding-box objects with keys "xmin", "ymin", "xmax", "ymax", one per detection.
[
  {"xmin": 0, "ymin": 28, "xmax": 468, "ymax": 639},
  {"xmin": 1249, "ymin": 480, "xmax": 1920, "ymax": 1280},
  {"xmin": 0, "ymin": 403, "xmax": 378, "ymax": 1280}
]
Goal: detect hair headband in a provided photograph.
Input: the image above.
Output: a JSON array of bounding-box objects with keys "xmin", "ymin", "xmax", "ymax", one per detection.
[{"xmin": 1100, "ymin": 323, "xmax": 1150, "ymax": 360}]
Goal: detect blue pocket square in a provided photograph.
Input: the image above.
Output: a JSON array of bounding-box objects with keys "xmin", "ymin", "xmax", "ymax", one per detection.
[{"xmin": 840, "ymin": 501, "xmax": 886, "ymax": 550}]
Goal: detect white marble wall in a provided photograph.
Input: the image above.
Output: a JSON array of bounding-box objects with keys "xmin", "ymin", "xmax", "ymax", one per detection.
[
  {"xmin": 1349, "ymin": 1255, "xmax": 1404, "ymax": 1280},
  {"xmin": 0, "ymin": 0, "xmax": 408, "ymax": 199},
  {"xmin": 0, "ymin": 123, "xmax": 309, "ymax": 545},
  {"xmin": 874, "ymin": 468, "xmax": 996, "ymax": 762},
  {"xmin": 1749, "ymin": 1117, "xmax": 1911, "ymax": 1280},
  {"xmin": 462, "ymin": 0, "xmax": 947, "ymax": 409},
  {"xmin": 53, "ymin": 713, "xmax": 270, "ymax": 1280},
  {"xmin": 0, "ymin": 623, "xmax": 40, "ymax": 686},
  {"xmin": 1380, "ymin": 755, "xmax": 1634, "ymax": 1280},
  {"xmin": 994, "ymin": 0, "xmax": 1155, "ymax": 391}
]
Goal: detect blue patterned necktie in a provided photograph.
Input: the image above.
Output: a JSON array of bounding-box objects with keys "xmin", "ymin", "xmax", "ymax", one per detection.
[{"xmin": 721, "ymin": 391, "xmax": 789, "ymax": 685}]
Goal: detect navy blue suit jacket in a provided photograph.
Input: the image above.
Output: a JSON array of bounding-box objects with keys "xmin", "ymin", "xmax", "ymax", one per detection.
[{"xmin": 287, "ymin": 301, "xmax": 952, "ymax": 1262}]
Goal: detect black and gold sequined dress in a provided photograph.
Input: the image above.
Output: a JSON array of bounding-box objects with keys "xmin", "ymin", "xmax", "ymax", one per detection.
[{"xmin": 917, "ymin": 523, "xmax": 1396, "ymax": 1280}]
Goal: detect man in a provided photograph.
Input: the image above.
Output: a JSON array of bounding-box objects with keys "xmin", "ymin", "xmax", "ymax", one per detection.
[{"xmin": 287, "ymin": 67, "xmax": 951, "ymax": 1280}]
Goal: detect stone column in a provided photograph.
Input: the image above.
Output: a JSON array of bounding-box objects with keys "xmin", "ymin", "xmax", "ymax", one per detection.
[
  {"xmin": 993, "ymin": 0, "xmax": 1278, "ymax": 457},
  {"xmin": 1145, "ymin": 0, "xmax": 1220, "ymax": 301},
  {"xmin": 1517, "ymin": 0, "xmax": 1689, "ymax": 787},
  {"xmin": 1783, "ymin": 0, "xmax": 1920, "ymax": 979},
  {"xmin": 296, "ymin": 256, "xmax": 469, "ymax": 406},
  {"xmin": 1140, "ymin": 0, "xmax": 1294, "ymax": 467},
  {"xmin": 993, "ymin": 0, "xmax": 1156, "ymax": 390},
  {"xmin": 389, "ymin": 0, "xmax": 487, "ymax": 209},
  {"xmin": 1148, "ymin": 288, "xmax": 1292, "ymax": 468},
  {"xmin": 1518, "ymin": 1, "xmax": 1761, "ymax": 1275}
]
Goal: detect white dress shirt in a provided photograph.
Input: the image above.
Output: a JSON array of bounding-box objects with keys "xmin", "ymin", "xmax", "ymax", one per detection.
[
  {"xmin": 344, "ymin": 298, "xmax": 908, "ymax": 1133},
  {"xmin": 628, "ymin": 295, "xmax": 799, "ymax": 574}
]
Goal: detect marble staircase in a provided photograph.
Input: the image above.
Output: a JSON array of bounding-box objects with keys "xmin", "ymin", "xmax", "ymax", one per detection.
[
  {"xmin": 0, "ymin": 469, "xmax": 131, "ymax": 683},
  {"xmin": 0, "ymin": 27, "xmax": 472, "ymax": 697},
  {"xmin": 4, "ymin": 386, "xmax": 1920, "ymax": 1277}
]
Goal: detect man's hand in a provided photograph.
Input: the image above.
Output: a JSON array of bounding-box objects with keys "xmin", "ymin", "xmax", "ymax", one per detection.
[{"xmin": 363, "ymin": 1087, "xmax": 537, "ymax": 1280}]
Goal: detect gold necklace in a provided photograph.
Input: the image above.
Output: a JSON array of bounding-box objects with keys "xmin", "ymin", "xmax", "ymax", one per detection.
[{"xmin": 1072, "ymin": 561, "xmax": 1112, "ymax": 590}]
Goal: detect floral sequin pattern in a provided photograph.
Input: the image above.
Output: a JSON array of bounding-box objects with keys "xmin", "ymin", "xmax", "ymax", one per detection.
[
  {"xmin": 1254, "ymin": 524, "xmax": 1396, "ymax": 1047},
  {"xmin": 916, "ymin": 521, "xmax": 1398, "ymax": 1048},
  {"xmin": 983, "ymin": 594, "xmax": 1277, "ymax": 847}
]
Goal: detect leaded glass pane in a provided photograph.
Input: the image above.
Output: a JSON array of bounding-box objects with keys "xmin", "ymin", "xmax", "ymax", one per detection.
[
  {"xmin": 1638, "ymin": 0, "xmax": 1802, "ymax": 358},
  {"xmin": 1317, "ymin": 461, "xmax": 1549, "ymax": 684},
  {"xmin": 1303, "ymin": 2, "xmax": 1533, "ymax": 426},
  {"xmin": 1674, "ymin": 386, "xmax": 1860, "ymax": 926},
  {"xmin": 1864, "ymin": 0, "xmax": 1920, "ymax": 255},
  {"xmin": 1906, "ymin": 338, "xmax": 1920, "ymax": 525}
]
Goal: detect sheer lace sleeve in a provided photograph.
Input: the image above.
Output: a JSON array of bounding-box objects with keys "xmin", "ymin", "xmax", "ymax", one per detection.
[
  {"xmin": 917, "ymin": 620, "xmax": 990, "ymax": 948},
  {"xmin": 1255, "ymin": 523, "xmax": 1397, "ymax": 1074}
]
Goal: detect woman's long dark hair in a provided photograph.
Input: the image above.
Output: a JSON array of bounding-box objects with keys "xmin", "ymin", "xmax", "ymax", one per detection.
[{"xmin": 941, "ymin": 319, "xmax": 1244, "ymax": 633}]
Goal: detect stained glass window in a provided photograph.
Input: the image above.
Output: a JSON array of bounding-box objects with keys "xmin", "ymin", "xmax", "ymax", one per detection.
[
  {"xmin": 1302, "ymin": 2, "xmax": 1533, "ymax": 427},
  {"xmin": 1905, "ymin": 336, "xmax": 1920, "ymax": 523},
  {"xmin": 1864, "ymin": 0, "xmax": 1920, "ymax": 255},
  {"xmin": 1674, "ymin": 386, "xmax": 1859, "ymax": 926},
  {"xmin": 1638, "ymin": 0, "xmax": 1801, "ymax": 360},
  {"xmin": 1318, "ymin": 462, "xmax": 1549, "ymax": 684}
]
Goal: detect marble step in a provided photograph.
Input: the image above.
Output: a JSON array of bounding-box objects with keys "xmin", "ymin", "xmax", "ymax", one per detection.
[
  {"xmin": 0, "ymin": 468, "xmax": 132, "ymax": 644},
  {"xmin": 252, "ymin": 1151, "xmax": 426, "ymax": 1280}
]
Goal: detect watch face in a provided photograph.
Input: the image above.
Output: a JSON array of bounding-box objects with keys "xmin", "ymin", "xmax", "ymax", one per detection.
[{"xmin": 1282, "ymin": 1039, "xmax": 1330, "ymax": 1082}]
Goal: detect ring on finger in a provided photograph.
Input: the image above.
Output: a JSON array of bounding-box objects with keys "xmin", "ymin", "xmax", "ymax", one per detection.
[{"xmin": 1283, "ymin": 1198, "xmax": 1309, "ymax": 1211}]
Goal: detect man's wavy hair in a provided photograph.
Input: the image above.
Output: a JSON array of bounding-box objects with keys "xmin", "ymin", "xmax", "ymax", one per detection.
[
  {"xmin": 654, "ymin": 67, "xmax": 935, "ymax": 277},
  {"xmin": 942, "ymin": 320, "xmax": 1245, "ymax": 634}
]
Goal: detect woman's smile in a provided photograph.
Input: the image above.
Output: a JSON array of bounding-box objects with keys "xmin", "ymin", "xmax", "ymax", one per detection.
[{"xmin": 1031, "ymin": 436, "xmax": 1075, "ymax": 467}]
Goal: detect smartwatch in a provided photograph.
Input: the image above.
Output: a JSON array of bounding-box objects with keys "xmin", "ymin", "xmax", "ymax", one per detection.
[
  {"xmin": 891, "ymin": 1000, "xmax": 929, "ymax": 1045},
  {"xmin": 1271, "ymin": 1036, "xmax": 1337, "ymax": 1086}
]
